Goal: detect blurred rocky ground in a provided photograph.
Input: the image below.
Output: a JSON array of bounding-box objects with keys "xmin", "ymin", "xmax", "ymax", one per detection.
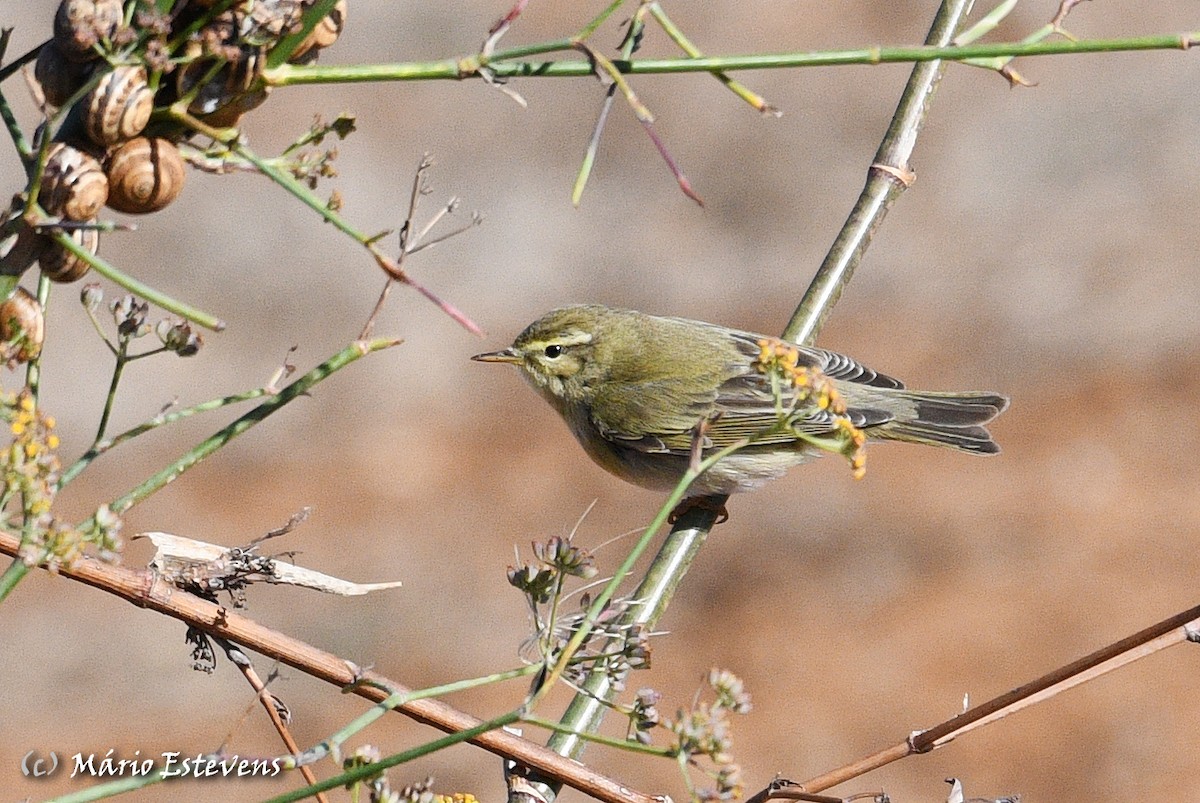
[{"xmin": 3, "ymin": 1, "xmax": 1199, "ymax": 801}]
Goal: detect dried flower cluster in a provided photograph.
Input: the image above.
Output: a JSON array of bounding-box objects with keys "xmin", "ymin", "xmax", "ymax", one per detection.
[
  {"xmin": 665, "ymin": 669, "xmax": 752, "ymax": 801},
  {"xmin": 509, "ymin": 533, "xmax": 654, "ymax": 691},
  {"xmin": 84, "ymin": 283, "xmax": 204, "ymax": 358},
  {"xmin": 1, "ymin": 391, "xmax": 120, "ymax": 569},
  {"xmin": 754, "ymin": 336, "xmax": 868, "ymax": 479}
]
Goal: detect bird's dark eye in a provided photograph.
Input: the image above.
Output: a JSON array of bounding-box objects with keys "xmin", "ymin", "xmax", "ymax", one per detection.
[{"xmin": 544, "ymin": 344, "xmax": 564, "ymax": 358}]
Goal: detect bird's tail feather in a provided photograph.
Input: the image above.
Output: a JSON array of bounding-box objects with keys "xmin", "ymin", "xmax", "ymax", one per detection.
[{"xmin": 872, "ymin": 391, "xmax": 1008, "ymax": 454}]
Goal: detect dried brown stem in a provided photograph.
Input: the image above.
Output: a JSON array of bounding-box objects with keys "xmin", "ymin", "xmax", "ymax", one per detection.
[
  {"xmin": 0, "ymin": 530, "xmax": 662, "ymax": 803},
  {"xmin": 787, "ymin": 603, "xmax": 1200, "ymax": 795},
  {"xmin": 574, "ymin": 40, "xmax": 703, "ymax": 206},
  {"xmin": 220, "ymin": 637, "xmax": 328, "ymax": 803},
  {"xmin": 483, "ymin": 0, "xmax": 532, "ymax": 56},
  {"xmin": 1051, "ymin": 0, "xmax": 1091, "ymax": 32}
]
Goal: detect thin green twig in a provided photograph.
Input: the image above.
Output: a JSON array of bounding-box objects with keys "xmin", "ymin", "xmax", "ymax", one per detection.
[
  {"xmin": 522, "ymin": 715, "xmax": 675, "ymax": 757},
  {"xmin": 76, "ymin": 338, "xmax": 398, "ymax": 526},
  {"xmin": 265, "ymin": 32, "xmax": 1199, "ymax": 86},
  {"xmin": 572, "ymin": 5, "xmax": 651, "ymax": 206},
  {"xmin": 646, "ymin": 2, "xmax": 779, "ymax": 116},
  {"xmin": 24, "ymin": 274, "xmax": 50, "ymax": 401},
  {"xmin": 297, "ymin": 665, "xmax": 540, "ymax": 768},
  {"xmin": 266, "ymin": 0, "xmax": 342, "ymax": 69},
  {"xmin": 575, "ymin": 0, "xmax": 631, "ymax": 42},
  {"xmin": 263, "ymin": 711, "xmax": 524, "ymax": 803},
  {"xmin": 0, "ymin": 557, "xmax": 30, "ymax": 602},
  {"xmin": 526, "ymin": 437, "xmax": 750, "ymax": 709},
  {"xmin": 574, "ymin": 39, "xmax": 702, "ymax": 205},
  {"xmin": 0, "ymin": 87, "xmax": 31, "ymax": 161},
  {"xmin": 59, "ymin": 385, "xmax": 273, "ymax": 488},
  {"xmin": 46, "ymin": 228, "xmax": 227, "ymax": 331}
]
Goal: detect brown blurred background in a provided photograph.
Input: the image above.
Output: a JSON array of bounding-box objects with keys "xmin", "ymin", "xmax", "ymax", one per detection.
[{"xmin": 3, "ymin": 1, "xmax": 1200, "ymax": 801}]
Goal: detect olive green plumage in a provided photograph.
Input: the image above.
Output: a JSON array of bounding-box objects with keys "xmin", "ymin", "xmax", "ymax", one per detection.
[{"xmin": 473, "ymin": 305, "xmax": 1008, "ymax": 496}]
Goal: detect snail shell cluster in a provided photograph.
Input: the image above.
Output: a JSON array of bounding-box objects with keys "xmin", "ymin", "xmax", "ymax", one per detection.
[{"xmin": 27, "ymin": 0, "xmax": 349, "ymax": 283}]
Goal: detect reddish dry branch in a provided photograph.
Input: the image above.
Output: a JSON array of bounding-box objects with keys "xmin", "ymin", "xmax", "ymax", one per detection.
[
  {"xmin": 795, "ymin": 603, "xmax": 1200, "ymax": 794},
  {"xmin": 0, "ymin": 532, "xmax": 662, "ymax": 803}
]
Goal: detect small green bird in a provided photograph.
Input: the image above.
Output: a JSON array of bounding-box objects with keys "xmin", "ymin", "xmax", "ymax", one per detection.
[{"xmin": 473, "ymin": 305, "xmax": 1008, "ymax": 497}]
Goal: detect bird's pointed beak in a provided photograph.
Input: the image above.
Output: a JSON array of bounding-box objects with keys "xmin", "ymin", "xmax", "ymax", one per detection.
[{"xmin": 471, "ymin": 347, "xmax": 522, "ymax": 364}]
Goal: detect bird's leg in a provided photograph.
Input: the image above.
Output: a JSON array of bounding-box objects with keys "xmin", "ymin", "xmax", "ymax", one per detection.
[
  {"xmin": 668, "ymin": 494, "xmax": 729, "ymax": 525},
  {"xmin": 687, "ymin": 412, "xmax": 722, "ymax": 473},
  {"xmin": 672, "ymin": 417, "xmax": 729, "ymax": 523}
]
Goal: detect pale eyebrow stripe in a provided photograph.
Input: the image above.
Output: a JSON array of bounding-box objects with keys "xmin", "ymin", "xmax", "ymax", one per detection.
[{"xmin": 553, "ymin": 330, "xmax": 593, "ymax": 347}]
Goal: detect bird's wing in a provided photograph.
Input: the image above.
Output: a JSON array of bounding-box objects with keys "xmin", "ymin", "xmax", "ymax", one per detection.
[{"xmin": 591, "ymin": 330, "xmax": 898, "ymax": 455}]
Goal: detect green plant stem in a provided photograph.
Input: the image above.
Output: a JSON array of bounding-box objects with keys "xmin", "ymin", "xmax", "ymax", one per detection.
[
  {"xmin": 76, "ymin": 338, "xmax": 398, "ymax": 526},
  {"xmin": 483, "ymin": 38, "xmax": 574, "ymax": 64},
  {"xmin": 264, "ymin": 711, "xmax": 524, "ymax": 803},
  {"xmin": 58, "ymin": 385, "xmax": 271, "ymax": 488},
  {"xmin": 25, "ymin": 275, "xmax": 50, "ymax": 401},
  {"xmin": 646, "ymin": 2, "xmax": 778, "ymax": 115},
  {"xmin": 266, "ymin": 0, "xmax": 342, "ymax": 69},
  {"xmin": 532, "ymin": 1, "xmax": 977, "ymax": 801},
  {"xmin": 522, "ymin": 715, "xmax": 675, "ymax": 756},
  {"xmin": 0, "ymin": 557, "xmax": 30, "ymax": 603},
  {"xmin": 43, "ymin": 767, "xmax": 175, "ymax": 803},
  {"xmin": 575, "ymin": 0, "xmax": 631, "ymax": 42},
  {"xmin": 94, "ymin": 338, "xmax": 130, "ymax": 446},
  {"xmin": 783, "ymin": 1, "xmax": 972, "ymax": 344},
  {"xmin": 0, "ymin": 88, "xmax": 31, "ymax": 161},
  {"xmin": 571, "ymin": 6, "xmax": 650, "ymax": 206},
  {"xmin": 528, "ymin": 438, "xmax": 749, "ymax": 711},
  {"xmin": 297, "ymin": 665, "xmax": 540, "ymax": 768},
  {"xmin": 47, "ymin": 229, "xmax": 227, "ymax": 331},
  {"xmin": 0, "ymin": 33, "xmax": 38, "ymax": 85},
  {"xmin": 264, "ymin": 32, "xmax": 1198, "ymax": 86}
]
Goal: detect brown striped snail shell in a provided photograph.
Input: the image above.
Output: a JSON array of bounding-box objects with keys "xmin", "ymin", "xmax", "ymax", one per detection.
[
  {"xmin": 40, "ymin": 142, "xmax": 109, "ymax": 222},
  {"xmin": 289, "ymin": 0, "xmax": 347, "ymax": 64},
  {"xmin": 53, "ymin": 0, "xmax": 122, "ymax": 62},
  {"xmin": 84, "ymin": 66, "xmax": 154, "ymax": 147},
  {"xmin": 0, "ymin": 210, "xmax": 47, "ymax": 277},
  {"xmin": 178, "ymin": 44, "xmax": 268, "ymax": 126},
  {"xmin": 40, "ymin": 222, "xmax": 100, "ymax": 283},
  {"xmin": 105, "ymin": 137, "xmax": 186, "ymax": 215},
  {"xmin": 248, "ymin": 0, "xmax": 306, "ymax": 41},
  {"xmin": 0, "ymin": 288, "xmax": 46, "ymax": 363},
  {"xmin": 34, "ymin": 42, "xmax": 93, "ymax": 108}
]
